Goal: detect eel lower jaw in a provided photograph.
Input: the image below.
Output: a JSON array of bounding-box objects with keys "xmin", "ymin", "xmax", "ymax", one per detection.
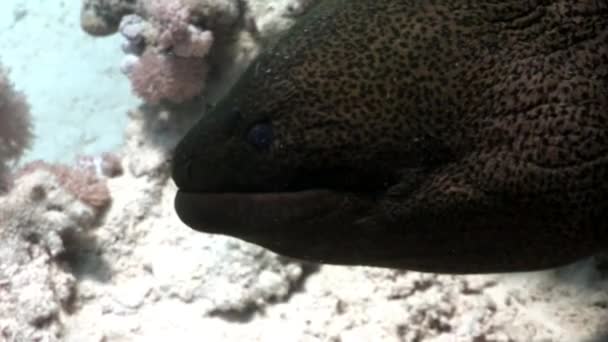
[{"xmin": 174, "ymin": 189, "xmax": 366, "ymax": 235}]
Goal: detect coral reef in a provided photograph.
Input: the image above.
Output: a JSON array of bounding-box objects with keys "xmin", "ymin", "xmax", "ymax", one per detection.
[
  {"xmin": 15, "ymin": 160, "xmax": 113, "ymax": 211},
  {"xmin": 75, "ymin": 152, "xmax": 124, "ymax": 179},
  {"xmin": 127, "ymin": 49, "xmax": 209, "ymax": 104},
  {"xmin": 0, "ymin": 65, "xmax": 32, "ymax": 190},
  {"xmin": 0, "ymin": 159, "xmax": 114, "ymax": 341},
  {"xmin": 80, "ymin": 0, "xmax": 137, "ymax": 36},
  {"xmin": 82, "ymin": 0, "xmax": 319, "ymax": 104},
  {"xmin": 119, "ymin": 0, "xmax": 217, "ymax": 104}
]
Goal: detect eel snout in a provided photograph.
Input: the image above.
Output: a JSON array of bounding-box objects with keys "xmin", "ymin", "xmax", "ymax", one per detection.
[{"xmin": 173, "ymin": 189, "xmax": 349, "ymax": 235}]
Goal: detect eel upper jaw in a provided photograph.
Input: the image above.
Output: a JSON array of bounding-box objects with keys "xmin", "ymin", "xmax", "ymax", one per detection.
[
  {"xmin": 172, "ymin": 154, "xmax": 378, "ymax": 237},
  {"xmin": 173, "ymin": 188, "xmax": 357, "ymax": 235}
]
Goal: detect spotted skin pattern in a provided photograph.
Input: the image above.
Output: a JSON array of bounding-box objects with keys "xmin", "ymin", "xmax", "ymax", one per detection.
[{"xmin": 172, "ymin": 0, "xmax": 608, "ymax": 273}]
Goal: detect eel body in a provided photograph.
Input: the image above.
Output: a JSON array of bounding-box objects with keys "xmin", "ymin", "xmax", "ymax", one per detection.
[{"xmin": 172, "ymin": 0, "xmax": 608, "ymax": 273}]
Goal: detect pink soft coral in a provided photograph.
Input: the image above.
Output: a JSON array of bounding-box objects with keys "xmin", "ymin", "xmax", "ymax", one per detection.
[
  {"xmin": 119, "ymin": 0, "xmax": 214, "ymax": 104},
  {"xmin": 15, "ymin": 159, "xmax": 113, "ymax": 212},
  {"xmin": 0, "ymin": 66, "xmax": 32, "ymax": 189},
  {"xmin": 129, "ymin": 49, "xmax": 208, "ymax": 104},
  {"xmin": 145, "ymin": 0, "xmax": 214, "ymax": 58}
]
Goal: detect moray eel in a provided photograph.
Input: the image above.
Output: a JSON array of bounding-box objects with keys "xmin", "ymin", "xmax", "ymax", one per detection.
[{"xmin": 172, "ymin": 0, "xmax": 608, "ymax": 273}]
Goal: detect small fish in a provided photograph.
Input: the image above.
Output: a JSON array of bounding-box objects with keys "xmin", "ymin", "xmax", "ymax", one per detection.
[{"xmin": 172, "ymin": 0, "xmax": 608, "ymax": 273}]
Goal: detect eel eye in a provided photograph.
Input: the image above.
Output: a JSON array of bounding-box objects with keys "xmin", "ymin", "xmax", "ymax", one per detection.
[{"xmin": 247, "ymin": 122, "xmax": 274, "ymax": 150}]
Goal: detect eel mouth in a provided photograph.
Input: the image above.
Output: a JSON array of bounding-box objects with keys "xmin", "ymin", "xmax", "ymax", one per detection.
[
  {"xmin": 171, "ymin": 147, "xmax": 384, "ymax": 235},
  {"xmin": 174, "ymin": 189, "xmax": 354, "ymax": 234}
]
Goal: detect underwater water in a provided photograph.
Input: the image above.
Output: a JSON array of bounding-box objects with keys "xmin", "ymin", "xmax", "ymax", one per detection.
[
  {"xmin": 0, "ymin": 0, "xmax": 135, "ymax": 164},
  {"xmin": 1, "ymin": 0, "xmax": 608, "ymax": 341}
]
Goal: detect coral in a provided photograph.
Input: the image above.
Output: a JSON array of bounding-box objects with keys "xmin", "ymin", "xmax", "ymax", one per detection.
[
  {"xmin": 0, "ymin": 65, "xmax": 32, "ymax": 190},
  {"xmin": 75, "ymin": 152, "xmax": 124, "ymax": 178},
  {"xmin": 118, "ymin": 0, "xmax": 217, "ymax": 104},
  {"xmin": 119, "ymin": 14, "xmax": 148, "ymax": 57},
  {"xmin": 15, "ymin": 159, "xmax": 113, "ymax": 212},
  {"xmin": 144, "ymin": 0, "xmax": 215, "ymax": 57},
  {"xmin": 80, "ymin": 0, "xmax": 136, "ymax": 36},
  {"xmin": 82, "ymin": 0, "xmax": 318, "ymax": 105},
  {"xmin": 0, "ymin": 150, "xmax": 120, "ymax": 340},
  {"xmin": 127, "ymin": 49, "xmax": 209, "ymax": 104},
  {"xmin": 247, "ymin": 0, "xmax": 320, "ymax": 38},
  {"xmin": 0, "ymin": 168, "xmax": 105, "ymax": 341},
  {"xmin": 146, "ymin": 0, "xmax": 241, "ymax": 32}
]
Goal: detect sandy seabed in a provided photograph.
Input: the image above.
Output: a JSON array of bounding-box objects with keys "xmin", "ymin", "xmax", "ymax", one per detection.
[{"xmin": 1, "ymin": 0, "xmax": 608, "ymax": 341}]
